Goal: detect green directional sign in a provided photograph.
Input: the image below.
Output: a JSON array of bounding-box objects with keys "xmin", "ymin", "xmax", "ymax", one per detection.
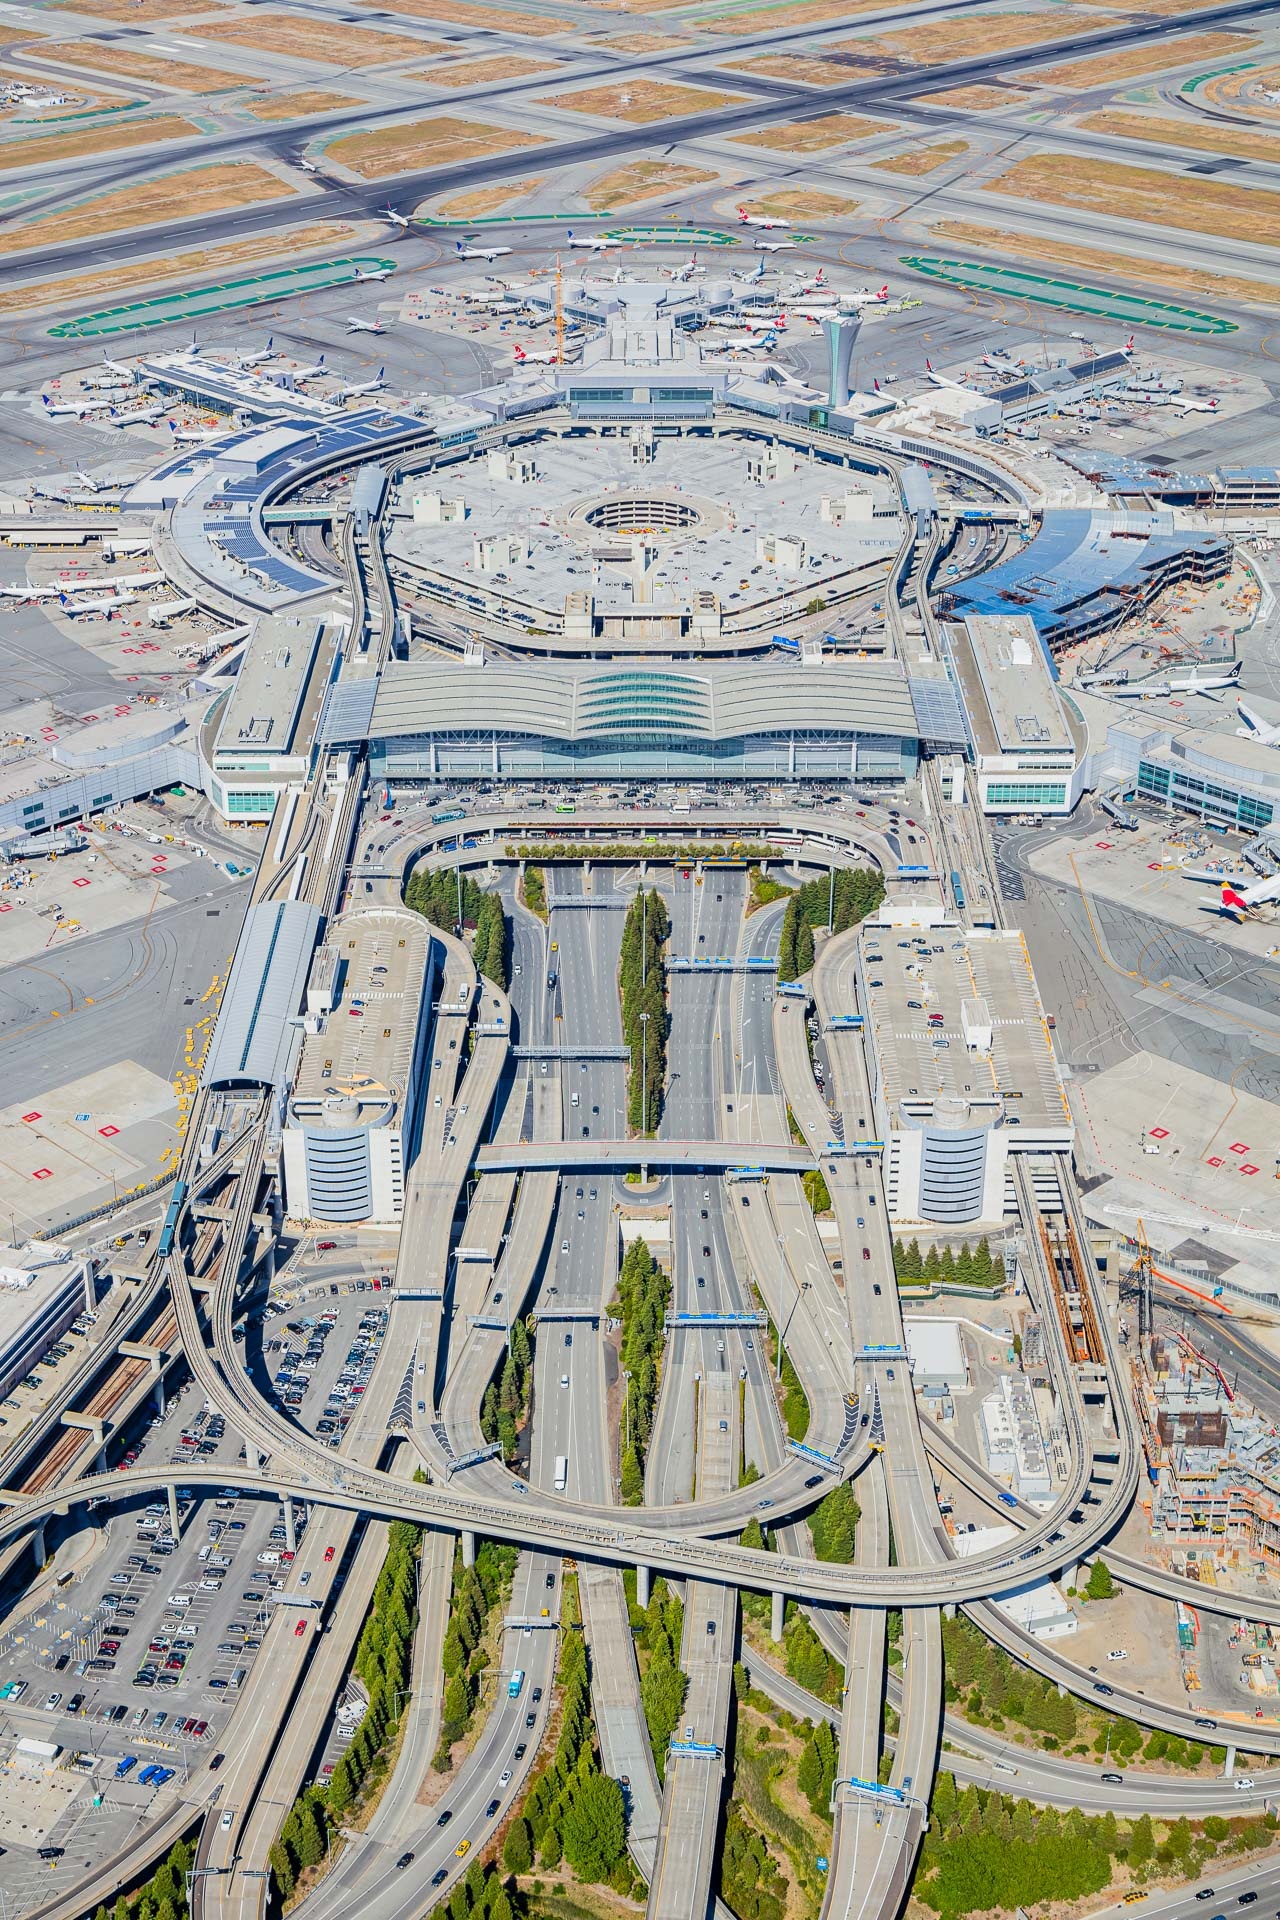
[{"xmin": 898, "ymin": 256, "xmax": 1237, "ymax": 335}]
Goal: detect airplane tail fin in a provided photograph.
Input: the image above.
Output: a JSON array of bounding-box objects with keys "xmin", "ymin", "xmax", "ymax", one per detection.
[
  {"xmin": 877, "ymin": 285, "xmax": 888, "ymax": 299},
  {"xmin": 1222, "ymin": 883, "xmax": 1249, "ymax": 915}
]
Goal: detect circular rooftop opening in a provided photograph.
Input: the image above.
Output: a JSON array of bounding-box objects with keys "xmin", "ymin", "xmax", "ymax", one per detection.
[{"xmin": 583, "ymin": 493, "xmax": 703, "ymax": 535}]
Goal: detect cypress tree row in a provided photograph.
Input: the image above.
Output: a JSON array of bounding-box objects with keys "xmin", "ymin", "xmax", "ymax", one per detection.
[
  {"xmin": 614, "ymin": 1238, "xmax": 670, "ymax": 1503},
  {"xmin": 777, "ymin": 867, "xmax": 884, "ymax": 980},
  {"xmin": 620, "ymin": 886, "xmax": 669, "ymax": 1133},
  {"xmin": 406, "ymin": 866, "xmax": 508, "ymax": 990}
]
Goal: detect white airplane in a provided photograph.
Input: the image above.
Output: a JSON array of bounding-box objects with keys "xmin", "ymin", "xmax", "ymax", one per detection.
[
  {"xmin": 236, "ymin": 338, "xmax": 275, "ymax": 367},
  {"xmin": 352, "ymin": 264, "xmax": 395, "ymax": 282},
  {"xmin": 711, "ymin": 312, "xmax": 785, "ymax": 333},
  {"xmin": 335, "ymin": 367, "xmax": 386, "ymax": 398},
  {"xmin": 1236, "ymin": 698, "xmax": 1280, "ymax": 746},
  {"xmin": 282, "ymin": 355, "xmax": 326, "ymax": 381},
  {"xmin": 513, "ymin": 343, "xmax": 559, "ymax": 366},
  {"xmin": 298, "ymin": 156, "xmax": 319, "ymax": 174},
  {"xmin": 1168, "ymin": 661, "xmax": 1240, "ymax": 695},
  {"xmin": 81, "ymin": 372, "xmax": 133, "ymax": 392},
  {"xmin": 1111, "ymin": 680, "xmax": 1170, "ymax": 700},
  {"xmin": 718, "ymin": 330, "xmax": 779, "ymax": 353},
  {"xmin": 1171, "ymin": 396, "xmax": 1220, "ymax": 414},
  {"xmin": 844, "ymin": 283, "xmax": 890, "ymax": 307},
  {"xmin": 118, "ymin": 403, "xmax": 169, "ymax": 425},
  {"xmin": 42, "ymin": 395, "xmax": 113, "ymax": 418},
  {"xmin": 754, "ymin": 239, "xmax": 796, "ymax": 254},
  {"xmin": 381, "ymin": 205, "xmax": 411, "ymax": 231},
  {"xmin": 738, "ymin": 206, "xmax": 789, "ymax": 229},
  {"xmin": 790, "ymin": 305, "xmax": 840, "ymax": 324},
  {"xmin": 346, "ymin": 317, "xmax": 386, "ymax": 335},
  {"xmin": 61, "ymin": 592, "xmax": 136, "ymax": 618},
  {"xmin": 564, "ymin": 230, "xmax": 613, "ymax": 251},
  {"xmin": 168, "ymin": 421, "xmax": 225, "ymax": 444},
  {"xmin": 1185, "ymin": 872, "xmax": 1280, "ymax": 921},
  {"xmin": 983, "ymin": 352, "xmax": 1022, "ymax": 371},
  {"xmin": 455, "ymin": 239, "xmax": 510, "ymax": 263},
  {"xmin": 785, "ymin": 269, "xmax": 827, "ymax": 296},
  {"xmin": 669, "ymin": 253, "xmax": 703, "ymax": 282}
]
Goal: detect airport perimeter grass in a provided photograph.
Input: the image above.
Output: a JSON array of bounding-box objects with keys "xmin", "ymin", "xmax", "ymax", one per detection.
[
  {"xmin": 583, "ymin": 161, "xmax": 717, "ymax": 211},
  {"xmin": 729, "ymin": 51, "xmax": 880, "ymax": 86},
  {"xmin": 47, "ymin": 0, "xmax": 226, "ymax": 15},
  {"xmin": 327, "ymin": 114, "xmax": 546, "ymax": 178},
  {"xmin": 1079, "ymin": 108, "xmax": 1280, "ymax": 165},
  {"xmin": 600, "ymin": 30, "xmax": 691, "ymax": 51},
  {"xmin": 1203, "ymin": 63, "xmax": 1280, "ymax": 117},
  {"xmin": 987, "ymin": 153, "xmax": 1280, "ymax": 247},
  {"xmin": 357, "ymin": 0, "xmax": 566, "ymax": 33},
  {"xmin": 852, "ymin": 9, "xmax": 1115, "ymax": 63},
  {"xmin": 874, "ymin": 137, "xmax": 968, "ymax": 173},
  {"xmin": 0, "ymin": 161, "xmax": 294, "ymax": 257},
  {"xmin": 195, "ymin": 14, "xmax": 433, "ymax": 64},
  {"xmin": 35, "ymin": 40, "xmax": 239, "ymax": 90},
  {"xmin": 434, "ymin": 177, "xmax": 544, "ymax": 216},
  {"xmin": 0, "ymin": 112, "xmax": 198, "ymax": 170},
  {"xmin": 243, "ymin": 90, "xmax": 362, "ymax": 120},
  {"xmin": 929, "ymin": 219, "xmax": 1280, "ymax": 307},
  {"xmin": 1030, "ymin": 29, "xmax": 1255, "ymax": 86},
  {"xmin": 697, "ymin": 0, "xmax": 906, "ymax": 33},
  {"xmin": 923, "ymin": 83, "xmax": 1030, "ymax": 108},
  {"xmin": 4, "ymin": 220, "xmax": 359, "ymax": 317},
  {"xmin": 421, "ymin": 54, "xmax": 559, "ymax": 87},
  {"xmin": 729, "ymin": 111, "xmax": 894, "ymax": 150},
  {"xmin": 739, "ymin": 188, "xmax": 858, "ymax": 220},
  {"xmin": 542, "ymin": 77, "xmax": 747, "ymax": 121}
]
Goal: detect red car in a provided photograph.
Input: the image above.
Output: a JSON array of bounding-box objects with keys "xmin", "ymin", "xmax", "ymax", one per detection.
[
  {"xmin": 324, "ymin": 1545, "xmax": 335, "ymax": 1563},
  {"xmin": 316, "ymin": 1240, "xmax": 336, "ymax": 1253},
  {"xmin": 294, "ymin": 1620, "xmax": 307, "ymax": 1637},
  {"xmin": 192, "ymin": 1720, "xmax": 208, "ymax": 1739}
]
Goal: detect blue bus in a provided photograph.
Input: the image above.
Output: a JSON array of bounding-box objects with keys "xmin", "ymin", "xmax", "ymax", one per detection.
[{"xmin": 157, "ymin": 1182, "xmax": 187, "ymax": 1259}]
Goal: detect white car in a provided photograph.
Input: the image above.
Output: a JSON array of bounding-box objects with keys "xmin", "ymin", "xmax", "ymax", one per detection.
[
  {"xmin": 1234, "ymin": 1776, "xmax": 1255, "ymax": 1791},
  {"xmin": 220, "ymin": 1810, "xmax": 234, "ymax": 1831},
  {"xmin": 1106, "ymin": 1649, "xmax": 1127, "ymax": 1662},
  {"xmin": 499, "ymin": 1769, "xmax": 512, "ymax": 1787}
]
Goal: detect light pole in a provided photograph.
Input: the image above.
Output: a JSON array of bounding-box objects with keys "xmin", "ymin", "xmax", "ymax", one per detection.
[
  {"xmin": 777, "ymin": 1281, "xmax": 811, "ymax": 1381},
  {"xmin": 827, "ymin": 864, "xmax": 835, "ymax": 933}
]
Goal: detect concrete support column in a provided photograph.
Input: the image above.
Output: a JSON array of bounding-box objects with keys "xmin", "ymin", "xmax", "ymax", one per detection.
[
  {"xmin": 32, "ymin": 1523, "xmax": 45, "ymax": 1571},
  {"xmin": 1225, "ymin": 1745, "xmax": 1237, "ymax": 1777},
  {"xmin": 1062, "ymin": 1561, "xmax": 1079, "ymax": 1591},
  {"xmin": 167, "ymin": 1484, "xmax": 180, "ymax": 1539},
  {"xmin": 943, "ymin": 1602, "xmax": 956, "ymax": 1620},
  {"xmin": 246, "ymin": 1442, "xmax": 261, "ymax": 1473},
  {"xmin": 636, "ymin": 1564, "xmax": 651, "ymax": 1610},
  {"xmin": 153, "ymin": 1377, "xmax": 165, "ymax": 1418},
  {"xmin": 771, "ymin": 1590, "xmax": 785, "ymax": 1643},
  {"xmin": 283, "ymin": 1502, "xmax": 297, "ymax": 1554},
  {"xmin": 83, "ymin": 1265, "xmax": 97, "ymax": 1314},
  {"xmin": 461, "ymin": 1528, "xmax": 476, "ymax": 1569}
]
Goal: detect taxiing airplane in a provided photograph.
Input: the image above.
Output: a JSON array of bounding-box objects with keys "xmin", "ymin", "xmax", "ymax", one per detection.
[
  {"xmin": 738, "ymin": 206, "xmax": 789, "ymax": 229},
  {"xmin": 346, "ymin": 317, "xmax": 386, "ymax": 334},
  {"xmin": 352, "ymin": 264, "xmax": 395, "ymax": 282},
  {"xmin": 455, "ymin": 239, "xmax": 511, "ymax": 263},
  {"xmin": 298, "ymin": 157, "xmax": 319, "ymax": 174},
  {"xmin": 1236, "ymin": 698, "xmax": 1280, "ymax": 746},
  {"xmin": 753, "ymin": 239, "xmax": 795, "ymax": 254},
  {"xmin": 564, "ymin": 231, "xmax": 613, "ymax": 251},
  {"xmin": 381, "ymin": 206, "xmax": 412, "ymax": 231}
]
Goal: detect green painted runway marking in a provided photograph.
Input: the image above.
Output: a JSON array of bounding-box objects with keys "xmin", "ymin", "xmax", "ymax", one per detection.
[
  {"xmin": 898, "ymin": 255, "xmax": 1237, "ymax": 335},
  {"xmin": 47, "ymin": 255, "xmax": 398, "ymax": 337},
  {"xmin": 1181, "ymin": 61, "xmax": 1257, "ymax": 94},
  {"xmin": 602, "ymin": 225, "xmax": 737, "ymax": 245}
]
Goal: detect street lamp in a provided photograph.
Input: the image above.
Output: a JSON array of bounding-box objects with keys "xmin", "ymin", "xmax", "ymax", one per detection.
[{"xmin": 777, "ymin": 1281, "xmax": 811, "ymax": 1382}]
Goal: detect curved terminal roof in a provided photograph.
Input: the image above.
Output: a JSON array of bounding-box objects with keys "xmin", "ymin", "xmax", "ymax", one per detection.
[
  {"xmin": 204, "ymin": 899, "xmax": 321, "ymax": 1090},
  {"xmin": 367, "ymin": 660, "xmax": 921, "ymax": 742}
]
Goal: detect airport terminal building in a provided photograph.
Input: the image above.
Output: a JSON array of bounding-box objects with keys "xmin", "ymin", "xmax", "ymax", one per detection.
[{"xmin": 349, "ymin": 659, "xmax": 963, "ymax": 786}]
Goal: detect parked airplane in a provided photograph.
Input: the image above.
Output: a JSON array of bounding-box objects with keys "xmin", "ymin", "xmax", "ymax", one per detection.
[
  {"xmin": 346, "ymin": 317, "xmax": 386, "ymax": 334},
  {"xmin": 844, "ymin": 283, "xmax": 890, "ymax": 306},
  {"xmin": 168, "ymin": 421, "xmax": 225, "ymax": 443},
  {"xmin": 1237, "ymin": 698, "xmax": 1280, "ymax": 746},
  {"xmin": 669, "ymin": 253, "xmax": 703, "ymax": 282},
  {"xmin": 61, "ymin": 593, "xmax": 135, "ymax": 618},
  {"xmin": 335, "ymin": 367, "xmax": 386, "ymax": 398},
  {"xmin": 513, "ymin": 344, "xmax": 559, "ymax": 366},
  {"xmin": 41, "ymin": 395, "xmax": 113, "ymax": 418},
  {"xmin": 738, "ymin": 206, "xmax": 789, "ymax": 229},
  {"xmin": 1215, "ymin": 875, "xmax": 1280, "ymax": 921},
  {"xmin": 785, "ymin": 269, "xmax": 827, "ymax": 295},
  {"xmin": 455, "ymin": 239, "xmax": 511, "ymax": 262},
  {"xmin": 1170, "ymin": 396, "xmax": 1220, "ymax": 414},
  {"xmin": 710, "ymin": 312, "xmax": 785, "ymax": 333},
  {"xmin": 236, "ymin": 338, "xmax": 275, "ymax": 367},
  {"xmin": 718, "ymin": 330, "xmax": 779, "ymax": 353},
  {"xmin": 1113, "ymin": 663, "xmax": 1240, "ymax": 702},
  {"xmin": 281, "ymin": 355, "xmax": 326, "ymax": 381}
]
